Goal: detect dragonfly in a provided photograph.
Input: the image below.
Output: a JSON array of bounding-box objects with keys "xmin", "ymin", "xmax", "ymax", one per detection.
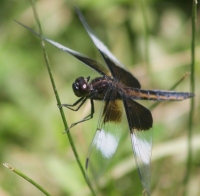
[{"xmin": 16, "ymin": 8, "xmax": 194, "ymax": 196}]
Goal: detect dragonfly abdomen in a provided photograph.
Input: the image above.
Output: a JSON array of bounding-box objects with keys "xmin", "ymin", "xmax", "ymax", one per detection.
[{"xmin": 128, "ymin": 88, "xmax": 194, "ymax": 101}]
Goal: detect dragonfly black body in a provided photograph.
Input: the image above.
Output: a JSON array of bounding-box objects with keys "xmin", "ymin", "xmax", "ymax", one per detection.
[{"xmin": 63, "ymin": 74, "xmax": 193, "ymax": 132}]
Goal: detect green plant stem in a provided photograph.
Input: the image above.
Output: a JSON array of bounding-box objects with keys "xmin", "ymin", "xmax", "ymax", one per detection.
[
  {"xmin": 30, "ymin": 1, "xmax": 96, "ymax": 195},
  {"xmin": 182, "ymin": 0, "xmax": 196, "ymax": 195},
  {"xmin": 140, "ymin": 0, "xmax": 150, "ymax": 74},
  {"xmin": 3, "ymin": 163, "xmax": 51, "ymax": 196}
]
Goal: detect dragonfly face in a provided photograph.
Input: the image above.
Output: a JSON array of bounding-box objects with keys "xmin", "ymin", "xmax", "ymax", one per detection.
[
  {"xmin": 72, "ymin": 77, "xmax": 91, "ymax": 97},
  {"xmin": 16, "ymin": 8, "xmax": 195, "ymax": 196}
]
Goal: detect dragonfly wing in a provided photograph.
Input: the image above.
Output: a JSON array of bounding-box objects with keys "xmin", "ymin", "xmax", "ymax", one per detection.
[
  {"xmin": 15, "ymin": 20, "xmax": 109, "ymax": 76},
  {"xmin": 86, "ymin": 89, "xmax": 128, "ymax": 182},
  {"xmin": 123, "ymin": 98, "xmax": 153, "ymax": 196},
  {"xmin": 131, "ymin": 128, "xmax": 152, "ymax": 196},
  {"xmin": 76, "ymin": 8, "xmax": 141, "ymax": 88}
]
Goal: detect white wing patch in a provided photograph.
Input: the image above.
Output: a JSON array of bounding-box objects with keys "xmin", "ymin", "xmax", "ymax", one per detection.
[
  {"xmin": 131, "ymin": 133, "xmax": 151, "ymax": 165},
  {"xmin": 95, "ymin": 128, "xmax": 120, "ymax": 159}
]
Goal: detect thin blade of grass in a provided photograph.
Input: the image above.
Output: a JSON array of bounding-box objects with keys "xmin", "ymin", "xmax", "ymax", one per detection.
[
  {"xmin": 29, "ymin": 1, "xmax": 96, "ymax": 195},
  {"xmin": 140, "ymin": 0, "xmax": 150, "ymax": 72},
  {"xmin": 182, "ymin": 0, "xmax": 197, "ymax": 195},
  {"xmin": 3, "ymin": 163, "xmax": 51, "ymax": 196}
]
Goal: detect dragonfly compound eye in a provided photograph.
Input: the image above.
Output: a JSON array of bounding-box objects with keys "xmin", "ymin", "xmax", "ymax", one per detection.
[{"xmin": 72, "ymin": 77, "xmax": 90, "ymax": 97}]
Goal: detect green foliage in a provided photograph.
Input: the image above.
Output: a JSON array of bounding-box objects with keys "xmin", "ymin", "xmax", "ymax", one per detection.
[{"xmin": 0, "ymin": 0, "xmax": 199, "ymax": 196}]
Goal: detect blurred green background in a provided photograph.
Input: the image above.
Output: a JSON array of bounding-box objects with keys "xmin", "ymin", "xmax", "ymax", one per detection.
[{"xmin": 0, "ymin": 0, "xmax": 199, "ymax": 196}]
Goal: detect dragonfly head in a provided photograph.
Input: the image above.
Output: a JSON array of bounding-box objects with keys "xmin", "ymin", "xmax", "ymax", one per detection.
[{"xmin": 72, "ymin": 77, "xmax": 90, "ymax": 97}]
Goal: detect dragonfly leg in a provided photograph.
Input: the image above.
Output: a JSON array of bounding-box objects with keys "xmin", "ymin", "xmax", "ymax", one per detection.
[
  {"xmin": 60, "ymin": 97, "xmax": 87, "ymax": 111},
  {"xmin": 65, "ymin": 99, "xmax": 94, "ymax": 132}
]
